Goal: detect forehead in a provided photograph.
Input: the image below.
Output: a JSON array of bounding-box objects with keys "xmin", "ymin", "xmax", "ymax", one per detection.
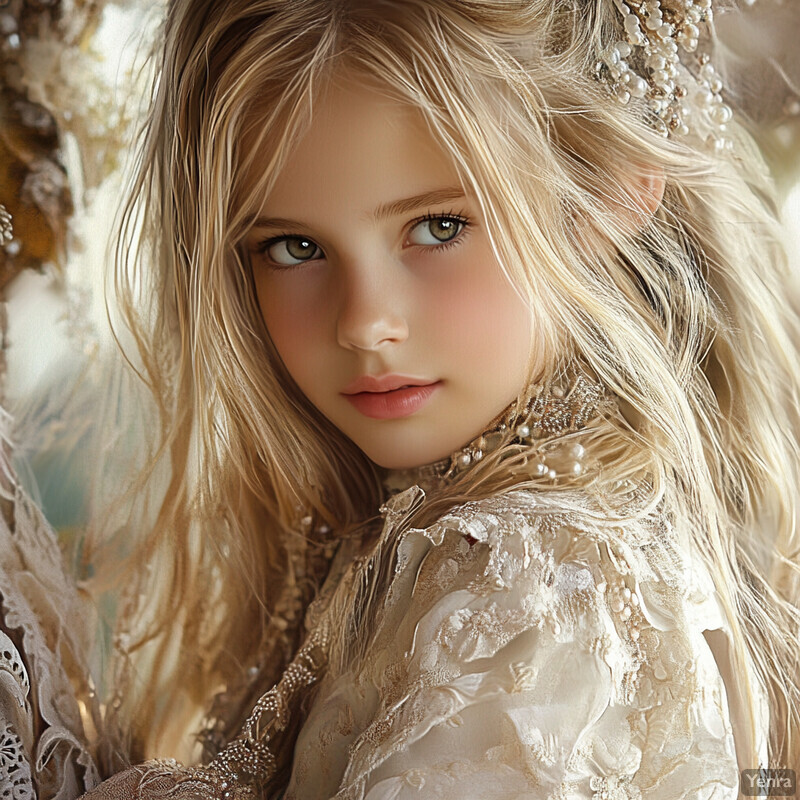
[{"xmin": 249, "ymin": 77, "xmax": 465, "ymax": 223}]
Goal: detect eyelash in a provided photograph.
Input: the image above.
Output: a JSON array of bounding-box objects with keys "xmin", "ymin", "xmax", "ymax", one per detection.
[
  {"xmin": 411, "ymin": 210, "xmax": 471, "ymax": 251},
  {"xmin": 254, "ymin": 210, "xmax": 472, "ymax": 269}
]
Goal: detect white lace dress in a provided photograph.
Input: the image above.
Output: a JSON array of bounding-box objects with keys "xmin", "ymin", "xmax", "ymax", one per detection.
[
  {"xmin": 280, "ymin": 483, "xmax": 767, "ymax": 799},
  {"xmin": 1, "ymin": 378, "xmax": 769, "ymax": 799}
]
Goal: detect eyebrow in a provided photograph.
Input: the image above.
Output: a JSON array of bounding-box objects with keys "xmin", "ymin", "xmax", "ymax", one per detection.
[
  {"xmin": 249, "ymin": 187, "xmax": 467, "ymax": 230},
  {"xmin": 371, "ymin": 187, "xmax": 467, "ymax": 222}
]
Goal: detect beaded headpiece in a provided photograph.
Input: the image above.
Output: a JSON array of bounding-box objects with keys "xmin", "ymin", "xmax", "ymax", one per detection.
[{"xmin": 596, "ymin": 0, "xmax": 735, "ymax": 149}]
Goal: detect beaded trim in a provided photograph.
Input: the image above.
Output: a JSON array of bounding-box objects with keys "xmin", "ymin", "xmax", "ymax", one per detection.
[
  {"xmin": 597, "ymin": 0, "xmax": 734, "ymax": 148},
  {"xmin": 139, "ymin": 627, "xmax": 330, "ymax": 799}
]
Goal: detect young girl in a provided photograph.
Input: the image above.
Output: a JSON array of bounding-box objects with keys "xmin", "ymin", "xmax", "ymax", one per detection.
[{"xmin": 2, "ymin": 0, "xmax": 800, "ymax": 797}]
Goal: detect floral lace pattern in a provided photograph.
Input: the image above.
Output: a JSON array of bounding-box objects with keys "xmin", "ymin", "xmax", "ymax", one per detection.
[
  {"xmin": 0, "ymin": 629, "xmax": 33, "ymax": 800},
  {"xmin": 0, "ymin": 484, "xmax": 100, "ymax": 800},
  {"xmin": 282, "ymin": 486, "xmax": 751, "ymax": 799},
  {"xmin": 590, "ymin": 774, "xmax": 642, "ymax": 800}
]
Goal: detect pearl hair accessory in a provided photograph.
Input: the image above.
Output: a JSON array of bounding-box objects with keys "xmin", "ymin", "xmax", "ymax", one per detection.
[{"xmin": 596, "ymin": 0, "xmax": 736, "ymax": 149}]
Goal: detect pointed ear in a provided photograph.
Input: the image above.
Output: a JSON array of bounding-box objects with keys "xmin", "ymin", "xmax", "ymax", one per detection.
[
  {"xmin": 573, "ymin": 165, "xmax": 666, "ymax": 252},
  {"xmin": 617, "ymin": 168, "xmax": 666, "ymax": 232}
]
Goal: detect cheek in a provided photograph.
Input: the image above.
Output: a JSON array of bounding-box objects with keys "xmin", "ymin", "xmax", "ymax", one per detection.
[
  {"xmin": 255, "ymin": 277, "xmax": 327, "ymax": 379},
  {"xmin": 431, "ymin": 258, "xmax": 534, "ymax": 364}
]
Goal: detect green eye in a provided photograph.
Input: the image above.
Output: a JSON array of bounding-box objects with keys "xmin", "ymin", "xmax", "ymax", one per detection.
[
  {"xmin": 408, "ymin": 216, "xmax": 466, "ymax": 246},
  {"xmin": 266, "ymin": 237, "xmax": 323, "ymax": 266}
]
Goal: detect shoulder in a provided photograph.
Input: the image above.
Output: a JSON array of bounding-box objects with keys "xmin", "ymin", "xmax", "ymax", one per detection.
[
  {"xmin": 384, "ymin": 483, "xmax": 702, "ymax": 623},
  {"xmin": 375, "ymin": 483, "xmax": 705, "ymax": 680},
  {"xmin": 344, "ymin": 486, "xmax": 742, "ymax": 794},
  {"xmin": 391, "ymin": 482, "xmax": 717, "ymax": 605},
  {"xmin": 398, "ymin": 485, "xmax": 732, "ymax": 673}
]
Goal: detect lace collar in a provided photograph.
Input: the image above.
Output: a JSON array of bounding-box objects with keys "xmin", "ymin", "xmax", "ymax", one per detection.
[{"xmin": 381, "ymin": 371, "xmax": 612, "ymax": 495}]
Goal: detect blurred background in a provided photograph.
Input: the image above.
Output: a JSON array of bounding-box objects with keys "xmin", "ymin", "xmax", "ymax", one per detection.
[{"xmin": 0, "ymin": 0, "xmax": 163, "ymax": 542}]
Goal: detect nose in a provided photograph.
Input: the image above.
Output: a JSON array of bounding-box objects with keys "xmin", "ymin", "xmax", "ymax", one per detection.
[{"xmin": 336, "ymin": 256, "xmax": 409, "ymax": 352}]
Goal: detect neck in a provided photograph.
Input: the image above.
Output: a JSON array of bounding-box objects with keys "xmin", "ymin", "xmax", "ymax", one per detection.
[{"xmin": 382, "ymin": 370, "xmax": 613, "ymax": 496}]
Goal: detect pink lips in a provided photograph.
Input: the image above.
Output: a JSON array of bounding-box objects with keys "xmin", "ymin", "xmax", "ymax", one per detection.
[{"xmin": 341, "ymin": 375, "xmax": 442, "ymax": 419}]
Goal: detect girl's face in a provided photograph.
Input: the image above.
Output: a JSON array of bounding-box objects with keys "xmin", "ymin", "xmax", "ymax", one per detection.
[{"xmin": 245, "ymin": 77, "xmax": 540, "ymax": 469}]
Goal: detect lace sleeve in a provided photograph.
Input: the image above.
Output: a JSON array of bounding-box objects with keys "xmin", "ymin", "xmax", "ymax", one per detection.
[
  {"xmin": 305, "ymin": 490, "xmax": 744, "ymax": 799},
  {"xmin": 0, "ymin": 478, "xmax": 100, "ymax": 800}
]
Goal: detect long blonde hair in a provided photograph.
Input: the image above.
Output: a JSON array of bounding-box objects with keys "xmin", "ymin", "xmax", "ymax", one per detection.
[{"xmin": 96, "ymin": 0, "xmax": 800, "ymax": 768}]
